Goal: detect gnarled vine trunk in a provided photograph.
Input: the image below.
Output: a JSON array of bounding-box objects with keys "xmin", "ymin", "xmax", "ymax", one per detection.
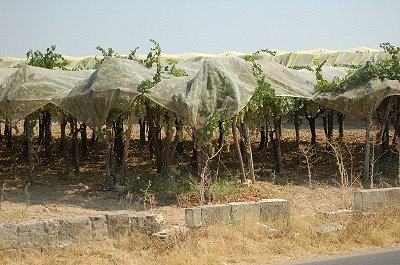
[
  {"xmin": 272, "ymin": 117, "xmax": 283, "ymax": 173},
  {"xmin": 80, "ymin": 123, "xmax": 88, "ymax": 160},
  {"xmin": 43, "ymin": 111, "xmax": 53, "ymax": 162},
  {"xmin": 338, "ymin": 112, "xmax": 345, "ymax": 140},
  {"xmin": 69, "ymin": 116, "xmax": 79, "ymax": 173}
]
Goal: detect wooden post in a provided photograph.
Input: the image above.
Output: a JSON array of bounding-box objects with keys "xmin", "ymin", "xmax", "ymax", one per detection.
[
  {"xmin": 26, "ymin": 116, "xmax": 35, "ymax": 185},
  {"xmin": 363, "ymin": 114, "xmax": 372, "ymax": 183},
  {"xmin": 232, "ymin": 118, "xmax": 246, "ymax": 183},
  {"xmin": 243, "ymin": 115, "xmax": 255, "ymax": 183},
  {"xmin": 105, "ymin": 127, "xmax": 115, "ymax": 189}
]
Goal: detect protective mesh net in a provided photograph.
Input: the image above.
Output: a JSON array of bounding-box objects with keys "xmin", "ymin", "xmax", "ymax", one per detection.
[
  {"xmin": 0, "ymin": 65, "xmax": 91, "ymax": 119},
  {"xmin": 58, "ymin": 57, "xmax": 154, "ymax": 127},
  {"xmin": 0, "ymin": 48, "xmax": 398, "ymax": 129},
  {"xmin": 146, "ymin": 57, "xmax": 257, "ymax": 130}
]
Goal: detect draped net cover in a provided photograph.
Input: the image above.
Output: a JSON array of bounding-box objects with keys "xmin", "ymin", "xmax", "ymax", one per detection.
[{"xmin": 0, "ymin": 48, "xmax": 398, "ymax": 128}]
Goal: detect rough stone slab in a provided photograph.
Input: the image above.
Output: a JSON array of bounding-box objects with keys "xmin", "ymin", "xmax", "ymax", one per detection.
[
  {"xmin": 227, "ymin": 202, "xmax": 260, "ymax": 221},
  {"xmin": 151, "ymin": 226, "xmax": 189, "ymax": 241},
  {"xmin": 106, "ymin": 213, "xmax": 130, "ymax": 236},
  {"xmin": 313, "ymin": 223, "xmax": 344, "ymax": 234},
  {"xmin": 57, "ymin": 217, "xmax": 92, "ymax": 245},
  {"xmin": 185, "ymin": 207, "xmax": 202, "ymax": 228},
  {"xmin": 384, "ymin": 188, "xmax": 400, "ymax": 207},
  {"xmin": 354, "ymin": 189, "xmax": 386, "ymax": 211},
  {"xmin": 17, "ymin": 220, "xmax": 59, "ymax": 249},
  {"xmin": 200, "ymin": 204, "xmax": 231, "ymax": 226},
  {"xmin": 317, "ymin": 209, "xmax": 355, "ymax": 219},
  {"xmin": 90, "ymin": 216, "xmax": 108, "ymax": 240},
  {"xmin": 0, "ymin": 224, "xmax": 18, "ymax": 250},
  {"xmin": 259, "ymin": 199, "xmax": 290, "ymax": 222}
]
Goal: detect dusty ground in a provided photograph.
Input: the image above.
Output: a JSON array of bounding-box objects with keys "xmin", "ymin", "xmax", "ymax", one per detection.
[{"xmin": 0, "ymin": 118, "xmax": 397, "ymax": 228}]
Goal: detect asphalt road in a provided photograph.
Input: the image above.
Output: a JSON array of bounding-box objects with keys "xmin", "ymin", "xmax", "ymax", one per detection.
[{"xmin": 271, "ymin": 248, "xmax": 400, "ymax": 265}]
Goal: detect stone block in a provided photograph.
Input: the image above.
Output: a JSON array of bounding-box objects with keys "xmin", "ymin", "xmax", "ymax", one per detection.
[
  {"xmin": 106, "ymin": 213, "xmax": 130, "ymax": 236},
  {"xmin": 130, "ymin": 215, "xmax": 146, "ymax": 232},
  {"xmin": 17, "ymin": 219, "xmax": 58, "ymax": 249},
  {"xmin": 90, "ymin": 216, "xmax": 108, "ymax": 240},
  {"xmin": 129, "ymin": 214, "xmax": 163, "ymax": 235},
  {"xmin": 384, "ymin": 188, "xmax": 400, "ymax": 208},
  {"xmin": 228, "ymin": 202, "xmax": 260, "ymax": 221},
  {"xmin": 259, "ymin": 199, "xmax": 290, "ymax": 222},
  {"xmin": 143, "ymin": 214, "xmax": 164, "ymax": 235},
  {"xmin": 354, "ymin": 189, "xmax": 385, "ymax": 211},
  {"xmin": 185, "ymin": 207, "xmax": 202, "ymax": 228},
  {"xmin": 200, "ymin": 204, "xmax": 231, "ymax": 226},
  {"xmin": 0, "ymin": 224, "xmax": 18, "ymax": 250},
  {"xmin": 57, "ymin": 217, "xmax": 92, "ymax": 245}
]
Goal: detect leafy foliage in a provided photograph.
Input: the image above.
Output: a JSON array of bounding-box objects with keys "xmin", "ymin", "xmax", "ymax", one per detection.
[
  {"xmin": 314, "ymin": 59, "xmax": 342, "ymax": 93},
  {"xmin": 137, "ymin": 39, "xmax": 162, "ymax": 93},
  {"xmin": 244, "ymin": 53, "xmax": 293, "ymax": 123},
  {"xmin": 94, "ymin": 46, "xmax": 119, "ymax": 69},
  {"xmin": 289, "ymin": 65, "xmax": 314, "ymax": 71},
  {"xmin": 165, "ymin": 59, "xmax": 188, "ymax": 77},
  {"xmin": 26, "ymin": 45, "xmax": 68, "ymax": 69},
  {"xmin": 315, "ymin": 42, "xmax": 400, "ymax": 93}
]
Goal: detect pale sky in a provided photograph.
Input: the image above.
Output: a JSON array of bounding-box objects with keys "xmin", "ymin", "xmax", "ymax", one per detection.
[{"xmin": 1, "ymin": 0, "xmax": 399, "ymax": 57}]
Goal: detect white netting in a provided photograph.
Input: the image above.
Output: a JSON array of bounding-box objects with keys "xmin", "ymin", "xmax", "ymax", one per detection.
[{"xmin": 0, "ymin": 48, "xmax": 398, "ymax": 128}]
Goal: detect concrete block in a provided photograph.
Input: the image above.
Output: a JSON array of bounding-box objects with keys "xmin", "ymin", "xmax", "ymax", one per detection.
[
  {"xmin": 90, "ymin": 216, "xmax": 108, "ymax": 240},
  {"xmin": 227, "ymin": 202, "xmax": 260, "ymax": 221},
  {"xmin": 106, "ymin": 213, "xmax": 130, "ymax": 236},
  {"xmin": 185, "ymin": 207, "xmax": 202, "ymax": 228},
  {"xmin": 384, "ymin": 188, "xmax": 400, "ymax": 207},
  {"xmin": 57, "ymin": 217, "xmax": 92, "ymax": 245},
  {"xmin": 129, "ymin": 214, "xmax": 163, "ymax": 235},
  {"xmin": 200, "ymin": 204, "xmax": 231, "ymax": 226},
  {"xmin": 17, "ymin": 220, "xmax": 59, "ymax": 249},
  {"xmin": 0, "ymin": 224, "xmax": 18, "ymax": 250},
  {"xmin": 259, "ymin": 199, "xmax": 290, "ymax": 221},
  {"xmin": 354, "ymin": 189, "xmax": 385, "ymax": 211}
]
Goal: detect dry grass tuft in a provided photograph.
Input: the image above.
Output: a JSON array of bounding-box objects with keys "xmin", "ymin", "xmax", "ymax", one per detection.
[{"xmin": 1, "ymin": 209, "xmax": 400, "ymax": 265}]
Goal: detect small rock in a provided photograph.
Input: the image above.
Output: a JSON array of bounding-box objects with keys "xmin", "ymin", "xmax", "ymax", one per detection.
[
  {"xmin": 151, "ymin": 226, "xmax": 189, "ymax": 241},
  {"xmin": 114, "ymin": 184, "xmax": 127, "ymax": 194},
  {"xmin": 255, "ymin": 222, "xmax": 276, "ymax": 234},
  {"xmin": 58, "ymin": 240, "xmax": 72, "ymax": 248}
]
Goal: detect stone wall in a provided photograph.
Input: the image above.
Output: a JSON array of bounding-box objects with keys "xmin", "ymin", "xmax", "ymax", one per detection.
[
  {"xmin": 185, "ymin": 199, "xmax": 290, "ymax": 228},
  {"xmin": 354, "ymin": 187, "xmax": 400, "ymax": 211},
  {"xmin": 0, "ymin": 212, "xmax": 163, "ymax": 250}
]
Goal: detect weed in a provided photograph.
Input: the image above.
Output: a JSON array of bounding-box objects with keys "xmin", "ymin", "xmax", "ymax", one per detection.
[{"xmin": 299, "ymin": 144, "xmax": 316, "ymax": 187}]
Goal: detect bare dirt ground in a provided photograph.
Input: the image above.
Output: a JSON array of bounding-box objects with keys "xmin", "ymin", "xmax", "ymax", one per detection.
[{"xmin": 0, "ymin": 118, "xmax": 397, "ymax": 228}]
